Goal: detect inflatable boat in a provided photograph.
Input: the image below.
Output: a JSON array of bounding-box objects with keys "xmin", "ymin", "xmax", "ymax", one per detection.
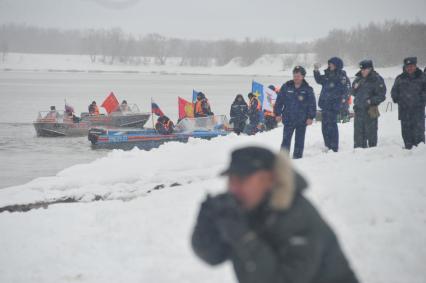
[{"xmin": 88, "ymin": 116, "xmax": 231, "ymax": 150}]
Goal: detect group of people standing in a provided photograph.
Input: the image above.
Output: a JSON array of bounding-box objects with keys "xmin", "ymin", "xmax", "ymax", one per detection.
[{"xmin": 271, "ymin": 56, "xmax": 425, "ymax": 158}]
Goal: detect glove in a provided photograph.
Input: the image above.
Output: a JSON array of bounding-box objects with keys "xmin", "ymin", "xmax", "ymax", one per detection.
[
  {"xmin": 210, "ymin": 194, "xmax": 251, "ymax": 245},
  {"xmin": 314, "ymin": 63, "xmax": 321, "ymax": 71}
]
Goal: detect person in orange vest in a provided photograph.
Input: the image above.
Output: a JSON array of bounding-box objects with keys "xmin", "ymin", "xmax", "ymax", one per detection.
[
  {"xmin": 194, "ymin": 92, "xmax": 213, "ymax": 118},
  {"xmin": 155, "ymin": 115, "xmax": 175, "ymax": 135},
  {"xmin": 88, "ymin": 101, "xmax": 100, "ymax": 115}
]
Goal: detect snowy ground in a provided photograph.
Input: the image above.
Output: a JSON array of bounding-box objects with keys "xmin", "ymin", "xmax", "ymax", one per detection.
[
  {"xmin": 0, "ymin": 110, "xmax": 425, "ymax": 283},
  {"xmin": 0, "ymin": 53, "xmax": 403, "ymax": 78}
]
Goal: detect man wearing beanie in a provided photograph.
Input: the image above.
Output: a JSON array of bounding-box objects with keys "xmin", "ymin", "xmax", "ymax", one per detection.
[
  {"xmin": 314, "ymin": 57, "xmax": 351, "ymax": 152},
  {"xmin": 351, "ymin": 60, "xmax": 387, "ymax": 148},
  {"xmin": 273, "ymin": 66, "xmax": 317, "ymax": 159},
  {"xmin": 191, "ymin": 146, "xmax": 359, "ymax": 283},
  {"xmin": 391, "ymin": 57, "xmax": 426, "ymax": 149}
]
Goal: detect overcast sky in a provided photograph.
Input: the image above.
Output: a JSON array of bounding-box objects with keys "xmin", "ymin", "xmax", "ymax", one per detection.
[{"xmin": 1, "ymin": 0, "xmax": 425, "ymax": 41}]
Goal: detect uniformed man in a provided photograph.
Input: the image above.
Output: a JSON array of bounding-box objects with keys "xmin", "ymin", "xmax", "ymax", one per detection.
[
  {"xmin": 274, "ymin": 66, "xmax": 317, "ymax": 159},
  {"xmin": 391, "ymin": 57, "xmax": 426, "ymax": 149},
  {"xmin": 351, "ymin": 60, "xmax": 386, "ymax": 148},
  {"xmin": 314, "ymin": 57, "xmax": 350, "ymax": 152}
]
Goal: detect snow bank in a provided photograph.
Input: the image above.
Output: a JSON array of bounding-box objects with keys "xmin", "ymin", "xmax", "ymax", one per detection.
[
  {"xmin": 0, "ymin": 111, "xmax": 425, "ymax": 283},
  {"xmin": 0, "ymin": 52, "xmax": 402, "ymax": 78}
]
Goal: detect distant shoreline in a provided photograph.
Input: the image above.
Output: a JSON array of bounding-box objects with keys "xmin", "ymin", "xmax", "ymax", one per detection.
[{"xmin": 0, "ymin": 53, "xmax": 403, "ymax": 79}]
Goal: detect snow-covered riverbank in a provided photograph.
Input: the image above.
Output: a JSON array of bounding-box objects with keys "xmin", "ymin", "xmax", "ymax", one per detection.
[
  {"xmin": 0, "ymin": 110, "xmax": 425, "ymax": 283},
  {"xmin": 0, "ymin": 52, "xmax": 403, "ymax": 78}
]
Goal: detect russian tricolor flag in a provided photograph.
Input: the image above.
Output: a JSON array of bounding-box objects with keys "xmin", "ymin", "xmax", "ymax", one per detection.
[{"xmin": 151, "ymin": 100, "xmax": 165, "ymax": 117}]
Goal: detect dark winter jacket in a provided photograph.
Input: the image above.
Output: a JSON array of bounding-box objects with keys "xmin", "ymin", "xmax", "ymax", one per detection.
[
  {"xmin": 314, "ymin": 57, "xmax": 351, "ymax": 113},
  {"xmin": 351, "ymin": 70, "xmax": 386, "ymax": 112},
  {"xmin": 192, "ymin": 152, "xmax": 359, "ymax": 283},
  {"xmin": 274, "ymin": 80, "xmax": 317, "ymax": 126},
  {"xmin": 391, "ymin": 68, "xmax": 426, "ymax": 120},
  {"xmin": 230, "ymin": 96, "xmax": 249, "ymax": 124},
  {"xmin": 248, "ymin": 96, "xmax": 261, "ymax": 125}
]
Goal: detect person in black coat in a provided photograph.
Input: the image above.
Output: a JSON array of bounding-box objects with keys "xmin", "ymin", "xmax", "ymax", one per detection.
[
  {"xmin": 229, "ymin": 94, "xmax": 249, "ymax": 135},
  {"xmin": 192, "ymin": 147, "xmax": 359, "ymax": 283},
  {"xmin": 391, "ymin": 57, "xmax": 426, "ymax": 149},
  {"xmin": 245, "ymin": 93, "xmax": 262, "ymax": 135},
  {"xmin": 274, "ymin": 66, "xmax": 317, "ymax": 159},
  {"xmin": 314, "ymin": 57, "xmax": 350, "ymax": 152},
  {"xmin": 351, "ymin": 60, "xmax": 386, "ymax": 148},
  {"xmin": 155, "ymin": 115, "xmax": 174, "ymax": 135}
]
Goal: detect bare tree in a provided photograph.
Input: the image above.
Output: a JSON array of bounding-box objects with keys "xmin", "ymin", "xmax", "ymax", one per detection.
[{"xmin": 0, "ymin": 41, "xmax": 8, "ymax": 63}]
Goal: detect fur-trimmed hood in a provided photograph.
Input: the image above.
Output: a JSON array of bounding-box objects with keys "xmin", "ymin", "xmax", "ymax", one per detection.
[{"xmin": 269, "ymin": 151, "xmax": 308, "ymax": 211}]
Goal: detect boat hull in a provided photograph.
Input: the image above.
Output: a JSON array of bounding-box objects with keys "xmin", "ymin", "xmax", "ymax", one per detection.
[
  {"xmin": 33, "ymin": 122, "xmax": 89, "ymax": 137},
  {"xmin": 84, "ymin": 113, "xmax": 151, "ymax": 128},
  {"xmin": 34, "ymin": 113, "xmax": 151, "ymax": 137},
  {"xmin": 89, "ymin": 128, "xmax": 229, "ymax": 150}
]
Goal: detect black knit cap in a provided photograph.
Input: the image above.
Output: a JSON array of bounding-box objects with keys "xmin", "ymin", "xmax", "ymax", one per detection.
[
  {"xmin": 221, "ymin": 147, "xmax": 276, "ymax": 177},
  {"xmin": 293, "ymin": 65, "xmax": 306, "ymax": 76},
  {"xmin": 359, "ymin": 60, "xmax": 373, "ymax": 69},
  {"xmin": 404, "ymin": 57, "xmax": 417, "ymax": 66}
]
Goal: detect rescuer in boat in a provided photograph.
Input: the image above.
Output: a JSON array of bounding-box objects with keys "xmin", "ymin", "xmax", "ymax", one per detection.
[
  {"xmin": 88, "ymin": 101, "xmax": 100, "ymax": 115},
  {"xmin": 119, "ymin": 100, "xmax": 130, "ymax": 112},
  {"xmin": 65, "ymin": 104, "xmax": 81, "ymax": 123},
  {"xmin": 155, "ymin": 115, "xmax": 175, "ymax": 135},
  {"xmin": 46, "ymin": 106, "xmax": 58, "ymax": 119},
  {"xmin": 194, "ymin": 92, "xmax": 214, "ymax": 118}
]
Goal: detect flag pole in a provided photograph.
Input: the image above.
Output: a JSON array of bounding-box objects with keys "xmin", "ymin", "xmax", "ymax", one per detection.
[{"xmin": 151, "ymin": 97, "xmax": 155, "ymax": 129}]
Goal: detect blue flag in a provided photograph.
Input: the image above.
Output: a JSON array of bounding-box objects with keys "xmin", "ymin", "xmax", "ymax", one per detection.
[
  {"xmin": 192, "ymin": 90, "xmax": 199, "ymax": 103},
  {"xmin": 251, "ymin": 81, "xmax": 265, "ymax": 122}
]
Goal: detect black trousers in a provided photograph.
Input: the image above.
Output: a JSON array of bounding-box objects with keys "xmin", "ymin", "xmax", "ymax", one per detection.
[
  {"xmin": 281, "ymin": 124, "xmax": 307, "ymax": 159},
  {"xmin": 400, "ymin": 108, "xmax": 425, "ymax": 149},
  {"xmin": 354, "ymin": 111, "xmax": 378, "ymax": 148},
  {"xmin": 321, "ymin": 111, "xmax": 339, "ymax": 152}
]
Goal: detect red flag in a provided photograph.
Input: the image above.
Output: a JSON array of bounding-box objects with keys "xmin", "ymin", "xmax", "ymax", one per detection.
[
  {"xmin": 178, "ymin": 97, "xmax": 194, "ymax": 120},
  {"xmin": 101, "ymin": 92, "xmax": 119, "ymax": 114}
]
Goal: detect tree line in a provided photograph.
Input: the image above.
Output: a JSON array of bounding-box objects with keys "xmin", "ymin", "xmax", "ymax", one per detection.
[
  {"xmin": 315, "ymin": 21, "xmax": 426, "ymax": 67},
  {"xmin": 0, "ymin": 21, "xmax": 425, "ymax": 67}
]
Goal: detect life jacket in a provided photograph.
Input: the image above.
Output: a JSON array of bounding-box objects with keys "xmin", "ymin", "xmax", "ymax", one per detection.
[
  {"xmin": 93, "ymin": 105, "xmax": 100, "ymax": 115},
  {"xmin": 264, "ymin": 110, "xmax": 275, "ymax": 117},
  {"xmin": 250, "ymin": 96, "xmax": 261, "ymax": 111},
  {"xmin": 195, "ymin": 99, "xmax": 210, "ymax": 116}
]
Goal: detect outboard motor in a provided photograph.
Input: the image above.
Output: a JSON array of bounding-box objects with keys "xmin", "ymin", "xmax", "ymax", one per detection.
[{"xmin": 88, "ymin": 128, "xmax": 107, "ymax": 144}]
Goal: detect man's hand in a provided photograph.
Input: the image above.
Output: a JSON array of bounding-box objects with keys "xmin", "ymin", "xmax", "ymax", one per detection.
[
  {"xmin": 306, "ymin": 119, "xmax": 313, "ymax": 126},
  {"xmin": 314, "ymin": 63, "xmax": 321, "ymax": 71},
  {"xmin": 275, "ymin": 116, "xmax": 282, "ymax": 123},
  {"xmin": 210, "ymin": 194, "xmax": 251, "ymax": 245}
]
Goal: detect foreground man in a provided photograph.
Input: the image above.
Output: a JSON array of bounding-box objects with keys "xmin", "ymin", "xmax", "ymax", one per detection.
[
  {"xmin": 351, "ymin": 60, "xmax": 386, "ymax": 148},
  {"xmin": 391, "ymin": 57, "xmax": 426, "ymax": 149},
  {"xmin": 274, "ymin": 66, "xmax": 316, "ymax": 159},
  {"xmin": 192, "ymin": 147, "xmax": 359, "ymax": 283}
]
